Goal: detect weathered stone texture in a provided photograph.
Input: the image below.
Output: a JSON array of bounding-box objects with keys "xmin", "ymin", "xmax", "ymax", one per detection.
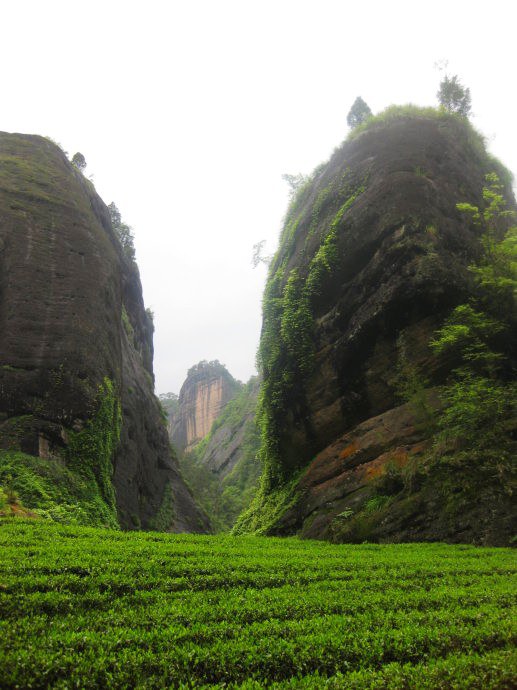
[
  {"xmin": 170, "ymin": 361, "xmax": 239, "ymax": 453},
  {"xmin": 252, "ymin": 114, "xmax": 515, "ymax": 544},
  {"xmin": 0, "ymin": 132, "xmax": 208, "ymax": 532}
]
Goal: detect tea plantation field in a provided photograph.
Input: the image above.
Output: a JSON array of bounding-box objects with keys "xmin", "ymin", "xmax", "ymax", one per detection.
[{"xmin": 0, "ymin": 520, "xmax": 515, "ymax": 689}]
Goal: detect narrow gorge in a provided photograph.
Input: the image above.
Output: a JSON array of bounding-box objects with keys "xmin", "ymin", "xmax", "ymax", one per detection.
[
  {"xmin": 1, "ymin": 109, "xmax": 515, "ymax": 546},
  {"xmin": 163, "ymin": 362, "xmax": 261, "ymax": 532}
]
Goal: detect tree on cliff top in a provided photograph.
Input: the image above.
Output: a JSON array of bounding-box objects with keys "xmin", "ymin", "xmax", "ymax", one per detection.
[
  {"xmin": 347, "ymin": 97, "xmax": 372, "ymax": 129},
  {"xmin": 437, "ymin": 74, "xmax": 472, "ymax": 116},
  {"xmin": 71, "ymin": 152, "xmax": 86, "ymax": 171}
]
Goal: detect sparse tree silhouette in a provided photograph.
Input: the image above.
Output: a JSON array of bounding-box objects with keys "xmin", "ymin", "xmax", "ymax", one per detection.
[
  {"xmin": 282, "ymin": 173, "xmax": 308, "ymax": 199},
  {"xmin": 159, "ymin": 392, "xmax": 179, "ymax": 402},
  {"xmin": 437, "ymin": 75, "xmax": 472, "ymax": 116},
  {"xmin": 71, "ymin": 152, "xmax": 86, "ymax": 171},
  {"xmin": 108, "ymin": 202, "xmax": 136, "ymax": 261},
  {"xmin": 347, "ymin": 97, "xmax": 372, "ymax": 129},
  {"xmin": 252, "ymin": 240, "xmax": 272, "ymax": 268}
]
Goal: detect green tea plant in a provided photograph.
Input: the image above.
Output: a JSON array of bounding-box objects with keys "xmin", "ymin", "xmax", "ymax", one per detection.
[{"xmin": 0, "ymin": 521, "xmax": 515, "ymax": 688}]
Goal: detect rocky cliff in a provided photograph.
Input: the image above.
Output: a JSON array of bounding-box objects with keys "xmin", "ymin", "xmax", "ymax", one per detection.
[
  {"xmin": 193, "ymin": 377, "xmax": 260, "ymax": 479},
  {"xmin": 179, "ymin": 377, "xmax": 261, "ymax": 531},
  {"xmin": 170, "ymin": 360, "xmax": 239, "ymax": 453},
  {"xmin": 0, "ymin": 132, "xmax": 209, "ymax": 532},
  {"xmin": 235, "ymin": 107, "xmax": 516, "ymax": 545}
]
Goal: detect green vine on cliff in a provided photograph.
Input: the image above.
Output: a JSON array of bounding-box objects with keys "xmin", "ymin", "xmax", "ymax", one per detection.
[
  {"xmin": 280, "ymin": 270, "xmax": 314, "ymax": 378},
  {"xmin": 121, "ymin": 306, "xmax": 136, "ymax": 346},
  {"xmin": 66, "ymin": 377, "xmax": 121, "ymax": 515},
  {"xmin": 262, "ymin": 269, "xmax": 314, "ymax": 482},
  {"xmin": 257, "ymin": 266, "xmax": 315, "ymax": 488},
  {"xmin": 305, "ymin": 187, "xmax": 364, "ymax": 298},
  {"xmin": 149, "ymin": 482, "xmax": 175, "ymax": 531},
  {"xmin": 257, "ymin": 182, "xmax": 368, "ymax": 490}
]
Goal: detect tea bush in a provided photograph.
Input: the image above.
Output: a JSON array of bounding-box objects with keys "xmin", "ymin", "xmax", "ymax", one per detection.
[{"xmin": 0, "ymin": 521, "xmax": 515, "ymax": 688}]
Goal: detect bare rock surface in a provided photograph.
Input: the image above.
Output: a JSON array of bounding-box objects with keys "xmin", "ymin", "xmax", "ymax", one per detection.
[
  {"xmin": 0, "ymin": 132, "xmax": 209, "ymax": 532},
  {"xmin": 170, "ymin": 361, "xmax": 239, "ymax": 453}
]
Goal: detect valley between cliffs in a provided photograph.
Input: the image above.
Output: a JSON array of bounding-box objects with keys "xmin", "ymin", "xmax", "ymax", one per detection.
[{"xmin": 1, "ymin": 108, "xmax": 515, "ymax": 546}]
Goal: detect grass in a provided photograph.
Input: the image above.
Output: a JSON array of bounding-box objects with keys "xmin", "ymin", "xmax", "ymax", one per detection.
[{"xmin": 0, "ymin": 520, "xmax": 515, "ymax": 688}]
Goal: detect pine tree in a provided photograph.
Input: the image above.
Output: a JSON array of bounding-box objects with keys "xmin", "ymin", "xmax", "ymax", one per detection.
[{"xmin": 346, "ymin": 97, "xmax": 372, "ymax": 129}]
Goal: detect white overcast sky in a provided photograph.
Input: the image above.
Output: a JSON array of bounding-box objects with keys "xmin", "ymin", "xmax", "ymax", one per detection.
[{"xmin": 2, "ymin": 1, "xmax": 516, "ymax": 393}]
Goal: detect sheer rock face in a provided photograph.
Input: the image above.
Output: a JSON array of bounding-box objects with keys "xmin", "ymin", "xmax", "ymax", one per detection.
[
  {"xmin": 170, "ymin": 362, "xmax": 239, "ymax": 453},
  {"xmin": 271, "ymin": 392, "xmax": 515, "ymax": 546},
  {"xmin": 194, "ymin": 377, "xmax": 260, "ymax": 479},
  {"xmin": 250, "ymin": 114, "xmax": 515, "ymax": 544},
  {"xmin": 0, "ymin": 132, "xmax": 209, "ymax": 532},
  {"xmin": 270, "ymin": 117, "xmax": 495, "ymax": 473}
]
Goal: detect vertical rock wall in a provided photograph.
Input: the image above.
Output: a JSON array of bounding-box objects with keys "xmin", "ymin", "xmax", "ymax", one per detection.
[
  {"xmin": 170, "ymin": 361, "xmax": 240, "ymax": 453},
  {"xmin": 237, "ymin": 111, "xmax": 516, "ymax": 544},
  {"xmin": 0, "ymin": 132, "xmax": 209, "ymax": 532}
]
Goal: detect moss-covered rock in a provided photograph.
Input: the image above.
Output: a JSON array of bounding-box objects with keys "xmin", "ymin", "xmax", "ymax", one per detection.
[
  {"xmin": 0, "ymin": 132, "xmax": 208, "ymax": 532},
  {"xmin": 247, "ymin": 108, "xmax": 516, "ymax": 544}
]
